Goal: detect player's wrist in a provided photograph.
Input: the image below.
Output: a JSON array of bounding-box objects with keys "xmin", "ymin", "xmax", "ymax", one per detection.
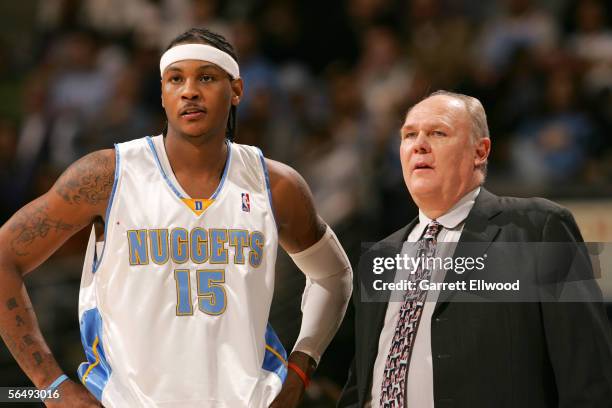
[
  {"xmin": 287, "ymin": 362, "xmax": 310, "ymax": 389},
  {"xmin": 32, "ymin": 363, "xmax": 65, "ymax": 390},
  {"xmin": 41, "ymin": 374, "xmax": 69, "ymax": 400},
  {"xmin": 287, "ymin": 351, "xmax": 316, "ymax": 377},
  {"xmin": 287, "ymin": 351, "xmax": 316, "ymax": 390}
]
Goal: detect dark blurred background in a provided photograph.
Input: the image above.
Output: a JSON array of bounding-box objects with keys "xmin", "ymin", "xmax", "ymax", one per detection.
[{"xmin": 0, "ymin": 0, "xmax": 611, "ymax": 406}]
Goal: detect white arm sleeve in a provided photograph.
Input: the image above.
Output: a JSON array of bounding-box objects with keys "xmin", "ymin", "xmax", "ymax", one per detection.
[{"xmin": 288, "ymin": 225, "xmax": 353, "ymax": 365}]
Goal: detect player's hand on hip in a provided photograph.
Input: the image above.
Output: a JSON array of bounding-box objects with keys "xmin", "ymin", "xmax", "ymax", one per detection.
[
  {"xmin": 45, "ymin": 379, "xmax": 101, "ymax": 407},
  {"xmin": 269, "ymin": 374, "xmax": 306, "ymax": 408}
]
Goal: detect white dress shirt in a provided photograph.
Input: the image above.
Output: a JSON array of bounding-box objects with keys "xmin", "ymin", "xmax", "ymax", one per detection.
[{"xmin": 367, "ymin": 187, "xmax": 480, "ymax": 408}]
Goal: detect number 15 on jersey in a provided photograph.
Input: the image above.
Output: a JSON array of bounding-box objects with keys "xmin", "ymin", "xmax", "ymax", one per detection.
[{"xmin": 174, "ymin": 269, "xmax": 227, "ymax": 316}]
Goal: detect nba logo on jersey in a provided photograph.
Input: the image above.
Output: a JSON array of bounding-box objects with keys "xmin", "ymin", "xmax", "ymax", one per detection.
[
  {"xmin": 194, "ymin": 200, "xmax": 203, "ymax": 211},
  {"xmin": 242, "ymin": 193, "xmax": 250, "ymax": 212}
]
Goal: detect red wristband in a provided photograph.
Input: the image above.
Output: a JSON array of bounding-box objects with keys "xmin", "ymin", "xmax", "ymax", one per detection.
[{"xmin": 287, "ymin": 362, "xmax": 310, "ymax": 388}]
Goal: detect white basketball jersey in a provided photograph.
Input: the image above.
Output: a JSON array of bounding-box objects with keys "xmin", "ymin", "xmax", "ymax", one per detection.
[{"xmin": 77, "ymin": 135, "xmax": 286, "ymax": 407}]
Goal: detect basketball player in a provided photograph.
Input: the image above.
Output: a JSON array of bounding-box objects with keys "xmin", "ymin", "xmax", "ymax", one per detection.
[{"xmin": 0, "ymin": 28, "xmax": 353, "ymax": 407}]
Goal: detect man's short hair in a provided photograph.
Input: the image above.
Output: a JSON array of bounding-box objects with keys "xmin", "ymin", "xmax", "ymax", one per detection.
[
  {"xmin": 427, "ymin": 90, "xmax": 490, "ymax": 142},
  {"xmin": 410, "ymin": 90, "xmax": 490, "ymax": 179}
]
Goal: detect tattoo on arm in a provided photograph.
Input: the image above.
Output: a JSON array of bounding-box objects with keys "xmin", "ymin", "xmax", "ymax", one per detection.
[
  {"xmin": 9, "ymin": 202, "xmax": 74, "ymax": 257},
  {"xmin": 1, "ymin": 298, "xmax": 53, "ymax": 378},
  {"xmin": 6, "ymin": 298, "xmax": 17, "ymax": 310},
  {"xmin": 54, "ymin": 150, "xmax": 114, "ymax": 206},
  {"xmin": 32, "ymin": 352, "xmax": 43, "ymax": 366}
]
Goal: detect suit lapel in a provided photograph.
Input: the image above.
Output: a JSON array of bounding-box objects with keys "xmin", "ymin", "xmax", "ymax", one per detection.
[{"xmin": 433, "ymin": 188, "xmax": 502, "ymax": 314}]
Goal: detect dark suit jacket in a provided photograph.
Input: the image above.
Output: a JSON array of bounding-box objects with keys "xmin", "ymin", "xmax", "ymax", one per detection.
[{"xmin": 338, "ymin": 189, "xmax": 612, "ymax": 408}]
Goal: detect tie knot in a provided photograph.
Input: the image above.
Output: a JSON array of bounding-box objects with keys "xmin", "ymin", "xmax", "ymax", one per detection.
[{"xmin": 423, "ymin": 220, "xmax": 441, "ymax": 240}]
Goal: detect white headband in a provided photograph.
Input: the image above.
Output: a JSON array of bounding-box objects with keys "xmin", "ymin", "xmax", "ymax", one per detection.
[{"xmin": 160, "ymin": 44, "xmax": 240, "ymax": 79}]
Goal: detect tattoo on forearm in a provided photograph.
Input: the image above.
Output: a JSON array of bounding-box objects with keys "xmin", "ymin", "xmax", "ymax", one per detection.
[
  {"xmin": 9, "ymin": 202, "xmax": 74, "ymax": 256},
  {"xmin": 0, "ymin": 298, "xmax": 50, "ymax": 373},
  {"xmin": 54, "ymin": 151, "xmax": 114, "ymax": 205},
  {"xmin": 5, "ymin": 336, "xmax": 17, "ymax": 350},
  {"xmin": 6, "ymin": 298, "xmax": 17, "ymax": 310},
  {"xmin": 32, "ymin": 352, "xmax": 42, "ymax": 366}
]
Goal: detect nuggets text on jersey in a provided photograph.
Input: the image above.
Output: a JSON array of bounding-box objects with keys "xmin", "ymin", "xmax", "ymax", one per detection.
[{"xmin": 126, "ymin": 228, "xmax": 265, "ymax": 266}]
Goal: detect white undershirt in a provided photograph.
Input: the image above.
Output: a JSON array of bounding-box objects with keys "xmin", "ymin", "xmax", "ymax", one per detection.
[{"xmin": 367, "ymin": 187, "xmax": 480, "ymax": 407}]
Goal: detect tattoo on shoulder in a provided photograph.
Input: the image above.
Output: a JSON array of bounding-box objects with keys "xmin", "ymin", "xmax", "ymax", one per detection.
[
  {"xmin": 54, "ymin": 150, "xmax": 115, "ymax": 206},
  {"xmin": 9, "ymin": 202, "xmax": 74, "ymax": 256}
]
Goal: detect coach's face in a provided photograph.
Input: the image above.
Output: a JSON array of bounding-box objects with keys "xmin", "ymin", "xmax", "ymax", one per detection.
[{"xmin": 400, "ymin": 95, "xmax": 489, "ymax": 215}]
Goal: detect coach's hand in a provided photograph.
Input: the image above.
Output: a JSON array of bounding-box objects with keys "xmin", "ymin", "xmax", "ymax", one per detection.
[
  {"xmin": 45, "ymin": 380, "xmax": 101, "ymax": 407},
  {"xmin": 270, "ymin": 351, "xmax": 316, "ymax": 408}
]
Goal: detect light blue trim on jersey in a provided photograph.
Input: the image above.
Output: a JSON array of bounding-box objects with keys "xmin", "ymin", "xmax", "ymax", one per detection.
[
  {"xmin": 145, "ymin": 136, "xmax": 233, "ymax": 201},
  {"xmin": 262, "ymin": 324, "xmax": 287, "ymax": 382},
  {"xmin": 146, "ymin": 136, "xmax": 185, "ymax": 199},
  {"xmin": 256, "ymin": 148, "xmax": 277, "ymax": 227},
  {"xmin": 77, "ymin": 308, "xmax": 112, "ymax": 401},
  {"xmin": 211, "ymin": 140, "xmax": 232, "ymax": 199},
  {"xmin": 93, "ymin": 146, "xmax": 120, "ymax": 273}
]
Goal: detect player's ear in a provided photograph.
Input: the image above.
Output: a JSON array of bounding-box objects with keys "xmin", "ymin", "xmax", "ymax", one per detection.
[{"xmin": 231, "ymin": 78, "xmax": 243, "ymax": 106}]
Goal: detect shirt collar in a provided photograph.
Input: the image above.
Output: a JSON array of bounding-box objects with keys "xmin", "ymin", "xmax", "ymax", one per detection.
[{"xmin": 417, "ymin": 186, "xmax": 481, "ymax": 232}]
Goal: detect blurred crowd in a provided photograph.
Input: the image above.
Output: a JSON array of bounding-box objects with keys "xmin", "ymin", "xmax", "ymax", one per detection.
[
  {"xmin": 1, "ymin": 0, "xmax": 612, "ymax": 229},
  {"xmin": 0, "ymin": 0, "xmax": 611, "ymax": 405}
]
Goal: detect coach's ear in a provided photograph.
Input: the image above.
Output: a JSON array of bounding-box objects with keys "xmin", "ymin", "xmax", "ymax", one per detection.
[
  {"xmin": 474, "ymin": 137, "xmax": 491, "ymax": 169},
  {"xmin": 231, "ymin": 78, "xmax": 244, "ymax": 106}
]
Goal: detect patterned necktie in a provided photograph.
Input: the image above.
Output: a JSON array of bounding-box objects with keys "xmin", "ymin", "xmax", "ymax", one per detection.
[{"xmin": 380, "ymin": 220, "xmax": 441, "ymax": 408}]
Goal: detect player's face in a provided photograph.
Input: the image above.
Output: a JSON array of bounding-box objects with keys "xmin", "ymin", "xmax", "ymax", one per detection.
[
  {"xmin": 161, "ymin": 59, "xmax": 242, "ymax": 139},
  {"xmin": 399, "ymin": 95, "xmax": 489, "ymax": 206}
]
